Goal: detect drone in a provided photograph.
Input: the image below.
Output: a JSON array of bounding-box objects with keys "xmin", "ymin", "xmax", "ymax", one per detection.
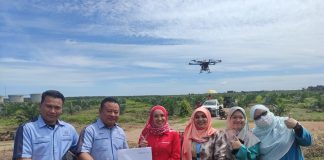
[{"xmin": 189, "ymin": 59, "xmax": 222, "ymax": 73}]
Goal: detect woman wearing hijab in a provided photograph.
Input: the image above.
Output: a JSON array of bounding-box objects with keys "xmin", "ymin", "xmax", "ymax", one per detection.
[
  {"xmin": 250, "ymin": 104, "xmax": 312, "ymax": 160},
  {"xmin": 226, "ymin": 106, "xmax": 260, "ymax": 160},
  {"xmin": 181, "ymin": 107, "xmax": 228, "ymax": 160},
  {"xmin": 138, "ymin": 105, "xmax": 180, "ymax": 160}
]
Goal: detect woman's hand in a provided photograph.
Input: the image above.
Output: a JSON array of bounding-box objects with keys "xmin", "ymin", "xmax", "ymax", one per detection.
[
  {"xmin": 226, "ymin": 129, "xmax": 242, "ymax": 150},
  {"xmin": 139, "ymin": 136, "xmax": 148, "ymax": 147},
  {"xmin": 284, "ymin": 113, "xmax": 298, "ymax": 129},
  {"xmin": 231, "ymin": 138, "xmax": 242, "ymax": 150}
]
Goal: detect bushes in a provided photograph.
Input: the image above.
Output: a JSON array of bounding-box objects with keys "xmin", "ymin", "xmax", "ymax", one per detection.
[{"xmin": 178, "ymin": 99, "xmax": 192, "ymax": 117}]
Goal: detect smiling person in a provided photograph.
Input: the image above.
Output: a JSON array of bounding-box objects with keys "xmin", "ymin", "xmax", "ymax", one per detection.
[
  {"xmin": 12, "ymin": 90, "xmax": 79, "ymax": 160},
  {"xmin": 250, "ymin": 104, "xmax": 312, "ymax": 160},
  {"xmin": 226, "ymin": 106, "xmax": 260, "ymax": 160},
  {"xmin": 181, "ymin": 107, "xmax": 228, "ymax": 160},
  {"xmin": 138, "ymin": 105, "xmax": 180, "ymax": 160},
  {"xmin": 77, "ymin": 97, "xmax": 128, "ymax": 160}
]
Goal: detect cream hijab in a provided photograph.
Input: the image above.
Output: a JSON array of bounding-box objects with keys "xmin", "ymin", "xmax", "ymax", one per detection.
[{"xmin": 226, "ymin": 106, "xmax": 260, "ymax": 148}]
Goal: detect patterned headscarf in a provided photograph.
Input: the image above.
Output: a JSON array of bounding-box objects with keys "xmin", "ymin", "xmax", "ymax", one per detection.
[
  {"xmin": 226, "ymin": 106, "xmax": 260, "ymax": 148},
  {"xmin": 250, "ymin": 104, "xmax": 295, "ymax": 160},
  {"xmin": 139, "ymin": 105, "xmax": 170, "ymax": 141},
  {"xmin": 181, "ymin": 107, "xmax": 217, "ymax": 160}
]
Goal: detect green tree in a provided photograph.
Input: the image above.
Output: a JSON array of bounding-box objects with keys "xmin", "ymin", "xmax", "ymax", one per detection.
[
  {"xmin": 237, "ymin": 94, "xmax": 256, "ymax": 108},
  {"xmin": 178, "ymin": 99, "xmax": 192, "ymax": 117},
  {"xmin": 14, "ymin": 103, "xmax": 38, "ymax": 124},
  {"xmin": 160, "ymin": 97, "xmax": 176, "ymax": 116},
  {"xmin": 272, "ymin": 98, "xmax": 291, "ymax": 116},
  {"xmin": 255, "ymin": 95, "xmax": 264, "ymax": 104}
]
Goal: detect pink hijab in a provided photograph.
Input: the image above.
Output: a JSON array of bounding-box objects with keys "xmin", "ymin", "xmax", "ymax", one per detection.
[
  {"xmin": 181, "ymin": 107, "xmax": 217, "ymax": 160},
  {"xmin": 139, "ymin": 105, "xmax": 170, "ymax": 143}
]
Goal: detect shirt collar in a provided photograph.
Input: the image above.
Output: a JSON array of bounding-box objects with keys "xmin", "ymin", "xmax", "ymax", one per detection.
[
  {"xmin": 97, "ymin": 118, "xmax": 118, "ymax": 129},
  {"xmin": 37, "ymin": 115, "xmax": 64, "ymax": 128}
]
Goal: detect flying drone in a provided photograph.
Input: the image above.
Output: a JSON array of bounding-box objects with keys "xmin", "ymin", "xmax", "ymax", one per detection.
[{"xmin": 189, "ymin": 59, "xmax": 222, "ymax": 73}]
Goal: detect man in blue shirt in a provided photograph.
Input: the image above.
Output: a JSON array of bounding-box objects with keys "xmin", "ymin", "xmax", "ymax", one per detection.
[
  {"xmin": 12, "ymin": 90, "xmax": 79, "ymax": 160},
  {"xmin": 77, "ymin": 97, "xmax": 128, "ymax": 160}
]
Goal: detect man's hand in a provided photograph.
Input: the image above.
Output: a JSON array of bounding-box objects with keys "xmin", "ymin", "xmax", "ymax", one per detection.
[{"xmin": 78, "ymin": 152, "xmax": 94, "ymax": 160}]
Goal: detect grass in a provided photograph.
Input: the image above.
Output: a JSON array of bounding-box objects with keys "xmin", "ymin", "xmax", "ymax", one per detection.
[
  {"xmin": 306, "ymin": 157, "xmax": 324, "ymax": 160},
  {"xmin": 212, "ymin": 119, "xmax": 226, "ymax": 128},
  {"xmin": 119, "ymin": 100, "xmax": 151, "ymax": 123},
  {"xmin": 290, "ymin": 108, "xmax": 324, "ymax": 121},
  {"xmin": 0, "ymin": 117, "xmax": 21, "ymax": 132},
  {"xmin": 243, "ymin": 107, "xmax": 324, "ymax": 122},
  {"xmin": 60, "ymin": 99, "xmax": 152, "ymax": 124},
  {"xmin": 0, "ymin": 117, "xmax": 17, "ymax": 126},
  {"xmin": 60, "ymin": 108, "xmax": 98, "ymax": 124}
]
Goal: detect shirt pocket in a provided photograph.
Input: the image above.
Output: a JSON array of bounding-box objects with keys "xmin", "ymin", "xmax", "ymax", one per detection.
[
  {"xmin": 61, "ymin": 135, "xmax": 72, "ymax": 148},
  {"xmin": 113, "ymin": 135, "xmax": 125, "ymax": 149},
  {"xmin": 61, "ymin": 135, "xmax": 72, "ymax": 141},
  {"xmin": 33, "ymin": 137, "xmax": 51, "ymax": 156},
  {"xmin": 93, "ymin": 134, "xmax": 109, "ymax": 151}
]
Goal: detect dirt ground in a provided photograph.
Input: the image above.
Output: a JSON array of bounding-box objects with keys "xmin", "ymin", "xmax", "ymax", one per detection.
[{"xmin": 1, "ymin": 121, "xmax": 324, "ymax": 159}]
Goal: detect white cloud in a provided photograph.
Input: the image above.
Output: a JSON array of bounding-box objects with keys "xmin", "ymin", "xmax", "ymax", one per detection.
[
  {"xmin": 133, "ymin": 61, "xmax": 173, "ymax": 69},
  {"xmin": 45, "ymin": 55, "xmax": 114, "ymax": 68},
  {"xmin": 0, "ymin": 58, "xmax": 30, "ymax": 63},
  {"xmin": 1, "ymin": 0, "xmax": 324, "ymax": 96}
]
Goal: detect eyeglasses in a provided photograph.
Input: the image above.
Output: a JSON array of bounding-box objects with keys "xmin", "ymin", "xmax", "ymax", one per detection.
[{"xmin": 254, "ymin": 111, "xmax": 268, "ymax": 121}]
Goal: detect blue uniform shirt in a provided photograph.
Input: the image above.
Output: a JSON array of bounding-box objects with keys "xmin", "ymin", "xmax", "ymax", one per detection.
[
  {"xmin": 13, "ymin": 115, "xmax": 79, "ymax": 160},
  {"xmin": 77, "ymin": 118, "xmax": 128, "ymax": 160}
]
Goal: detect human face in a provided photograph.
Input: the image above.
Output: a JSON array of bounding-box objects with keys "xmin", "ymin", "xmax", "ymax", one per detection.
[
  {"xmin": 99, "ymin": 102, "xmax": 120, "ymax": 127},
  {"xmin": 254, "ymin": 109, "xmax": 268, "ymax": 121},
  {"xmin": 230, "ymin": 110, "xmax": 245, "ymax": 131},
  {"xmin": 40, "ymin": 96, "xmax": 63, "ymax": 125},
  {"xmin": 153, "ymin": 109, "xmax": 166, "ymax": 128},
  {"xmin": 194, "ymin": 111, "xmax": 208, "ymax": 129}
]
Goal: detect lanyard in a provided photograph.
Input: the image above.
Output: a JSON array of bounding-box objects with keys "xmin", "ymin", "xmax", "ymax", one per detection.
[{"xmin": 195, "ymin": 143, "xmax": 202, "ymax": 160}]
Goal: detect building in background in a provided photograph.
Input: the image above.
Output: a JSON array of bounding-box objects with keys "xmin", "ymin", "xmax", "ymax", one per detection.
[
  {"xmin": 30, "ymin": 93, "xmax": 41, "ymax": 103},
  {"xmin": 0, "ymin": 96, "xmax": 4, "ymax": 103},
  {"xmin": 8, "ymin": 95, "xmax": 24, "ymax": 102}
]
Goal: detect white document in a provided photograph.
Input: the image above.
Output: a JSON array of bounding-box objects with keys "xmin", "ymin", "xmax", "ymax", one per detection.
[{"xmin": 117, "ymin": 147, "xmax": 152, "ymax": 160}]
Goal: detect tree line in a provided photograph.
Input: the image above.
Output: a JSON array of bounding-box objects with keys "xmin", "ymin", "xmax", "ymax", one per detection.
[{"xmin": 1, "ymin": 87, "xmax": 323, "ymax": 124}]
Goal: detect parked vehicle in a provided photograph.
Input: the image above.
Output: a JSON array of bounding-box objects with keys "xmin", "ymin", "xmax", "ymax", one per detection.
[
  {"xmin": 223, "ymin": 96, "xmax": 235, "ymax": 108},
  {"xmin": 218, "ymin": 106, "xmax": 227, "ymax": 120},
  {"xmin": 201, "ymin": 99, "xmax": 222, "ymax": 117}
]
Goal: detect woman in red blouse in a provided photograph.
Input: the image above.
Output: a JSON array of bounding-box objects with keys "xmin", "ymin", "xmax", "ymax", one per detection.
[{"xmin": 138, "ymin": 105, "xmax": 180, "ymax": 160}]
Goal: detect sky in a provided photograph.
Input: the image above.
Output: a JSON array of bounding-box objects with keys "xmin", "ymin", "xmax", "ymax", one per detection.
[{"xmin": 1, "ymin": 0, "xmax": 324, "ymax": 97}]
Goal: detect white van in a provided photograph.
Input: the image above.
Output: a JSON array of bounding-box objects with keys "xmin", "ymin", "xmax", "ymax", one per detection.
[{"xmin": 201, "ymin": 99, "xmax": 221, "ymax": 117}]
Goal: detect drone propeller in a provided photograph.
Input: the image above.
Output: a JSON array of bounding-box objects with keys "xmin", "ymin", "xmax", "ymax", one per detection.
[
  {"xmin": 189, "ymin": 58, "xmax": 222, "ymax": 73},
  {"xmin": 188, "ymin": 62, "xmax": 200, "ymax": 65}
]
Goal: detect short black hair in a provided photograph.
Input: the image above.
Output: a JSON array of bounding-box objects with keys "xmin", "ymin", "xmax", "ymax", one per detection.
[
  {"xmin": 100, "ymin": 97, "xmax": 119, "ymax": 109},
  {"xmin": 41, "ymin": 90, "xmax": 65, "ymax": 103}
]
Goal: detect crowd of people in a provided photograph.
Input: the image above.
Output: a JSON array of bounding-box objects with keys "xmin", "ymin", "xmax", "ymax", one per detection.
[{"xmin": 12, "ymin": 90, "xmax": 313, "ymax": 160}]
